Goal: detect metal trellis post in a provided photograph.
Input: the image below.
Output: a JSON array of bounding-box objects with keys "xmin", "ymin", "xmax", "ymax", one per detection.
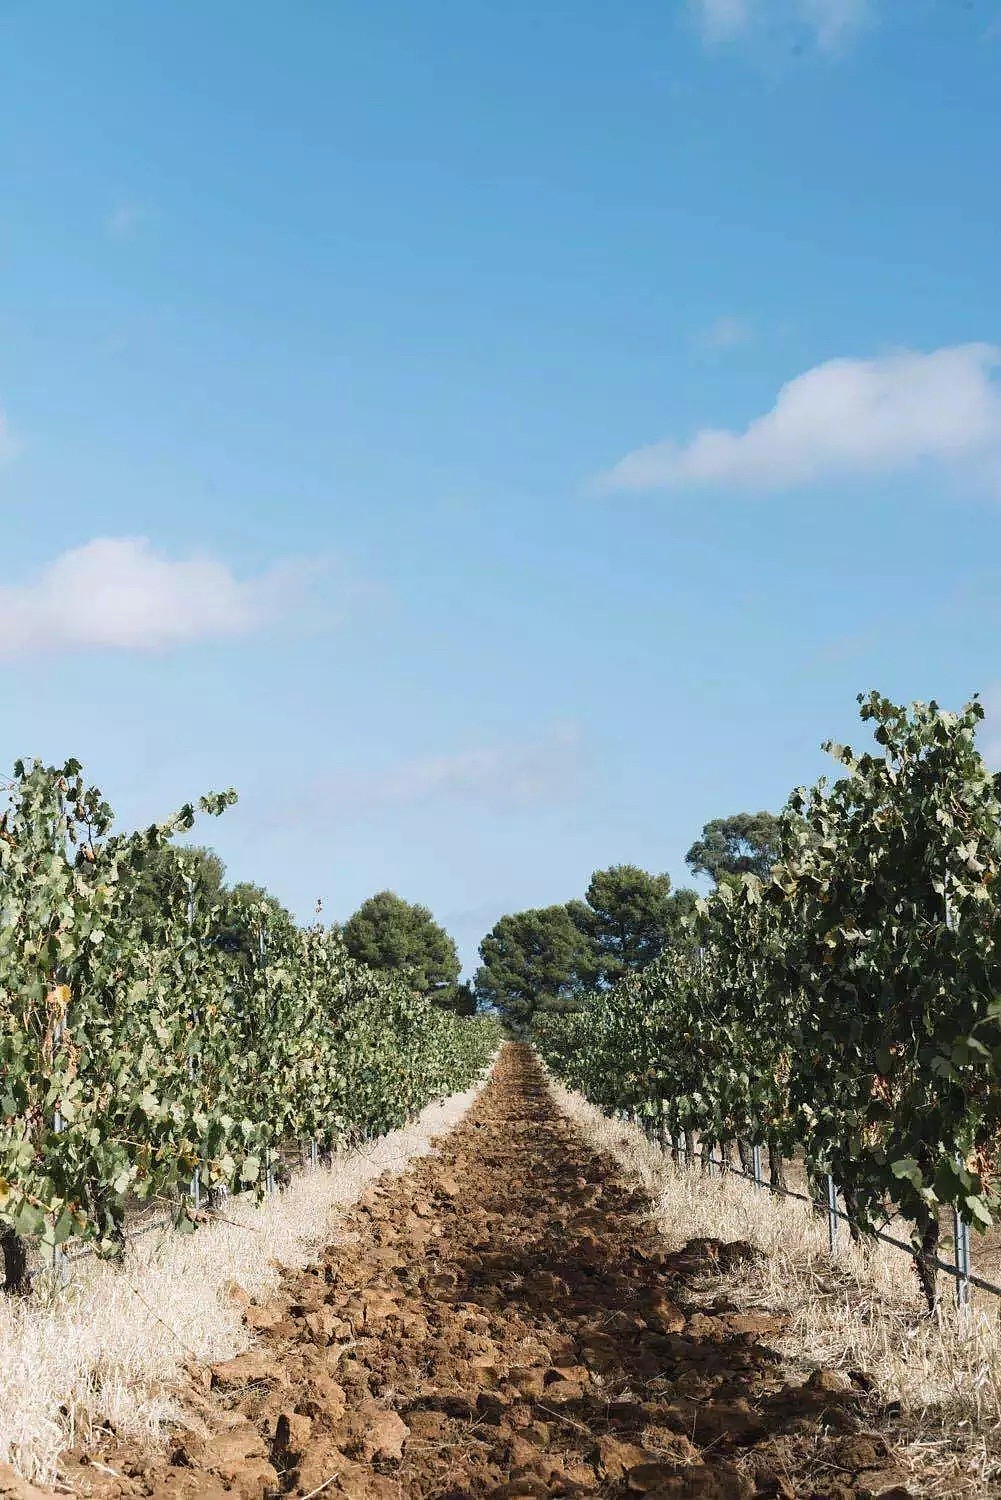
[
  {"xmin": 953, "ymin": 1181, "xmax": 971, "ymax": 1308},
  {"xmin": 52, "ymin": 1002, "xmax": 69, "ymax": 1285},
  {"xmin": 188, "ymin": 1014, "xmax": 201, "ymax": 1211},
  {"xmin": 186, "ymin": 876, "xmax": 201, "ymax": 1212},
  {"xmin": 826, "ymin": 1174, "xmax": 839, "ymax": 1256},
  {"xmin": 944, "ymin": 890, "xmax": 972, "ymax": 1309},
  {"xmin": 259, "ymin": 917, "xmax": 276, "ymax": 1195},
  {"xmin": 659, "ymin": 1096, "xmax": 1001, "ymax": 1310}
]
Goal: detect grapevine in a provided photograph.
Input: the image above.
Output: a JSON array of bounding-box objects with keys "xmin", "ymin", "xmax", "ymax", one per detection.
[
  {"xmin": 0, "ymin": 760, "xmax": 497, "ymax": 1261},
  {"xmin": 535, "ymin": 693, "xmax": 1001, "ymax": 1306}
]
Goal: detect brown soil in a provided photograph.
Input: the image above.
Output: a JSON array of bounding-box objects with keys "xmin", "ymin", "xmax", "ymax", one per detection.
[{"xmin": 71, "ymin": 1046, "xmax": 911, "ymax": 1500}]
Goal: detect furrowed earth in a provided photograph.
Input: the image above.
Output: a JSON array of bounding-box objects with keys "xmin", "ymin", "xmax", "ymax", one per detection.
[{"xmin": 65, "ymin": 1047, "xmax": 910, "ymax": 1499}]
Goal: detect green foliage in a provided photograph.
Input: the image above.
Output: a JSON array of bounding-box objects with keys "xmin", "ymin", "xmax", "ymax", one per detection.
[
  {"xmin": 663, "ymin": 885, "xmax": 699, "ymax": 939},
  {"xmin": 0, "ymin": 761, "xmax": 499, "ymax": 1254},
  {"xmin": 535, "ymin": 693, "xmax": 1001, "ymax": 1295},
  {"xmin": 476, "ymin": 867, "xmax": 698, "ymax": 1029},
  {"xmin": 123, "ymin": 844, "xmax": 226, "ymax": 943},
  {"xmin": 449, "ymin": 980, "xmax": 478, "ymax": 1018},
  {"xmin": 474, "ymin": 906, "xmax": 594, "ymax": 1034},
  {"xmin": 685, "ymin": 811, "xmax": 782, "ymax": 884},
  {"xmin": 569, "ymin": 865, "xmax": 697, "ymax": 987},
  {"xmin": 777, "ymin": 692, "xmax": 1001, "ymax": 1243},
  {"xmin": 342, "ymin": 891, "xmax": 462, "ymax": 1009},
  {"xmin": 217, "ymin": 881, "xmax": 297, "ymax": 966}
]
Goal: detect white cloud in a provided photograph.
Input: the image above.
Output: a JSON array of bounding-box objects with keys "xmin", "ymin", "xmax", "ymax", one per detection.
[
  {"xmin": 600, "ymin": 343, "xmax": 1001, "ymax": 494},
  {"xmin": 0, "ymin": 536, "xmax": 301, "ymax": 657},
  {"xmin": 694, "ymin": 0, "xmax": 871, "ymax": 51},
  {"xmin": 696, "ymin": 315, "xmax": 754, "ymax": 352},
  {"xmin": 319, "ymin": 725, "xmax": 584, "ymax": 818}
]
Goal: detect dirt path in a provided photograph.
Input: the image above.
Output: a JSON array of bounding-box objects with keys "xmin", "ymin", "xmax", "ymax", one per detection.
[{"xmin": 85, "ymin": 1046, "xmax": 908, "ymax": 1500}]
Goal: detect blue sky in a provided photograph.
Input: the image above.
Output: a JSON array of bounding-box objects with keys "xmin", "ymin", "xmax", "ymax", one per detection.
[{"xmin": 2, "ymin": 0, "xmax": 1000, "ymax": 968}]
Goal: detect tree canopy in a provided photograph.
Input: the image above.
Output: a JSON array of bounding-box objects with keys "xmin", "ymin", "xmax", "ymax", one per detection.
[
  {"xmin": 124, "ymin": 844, "xmax": 226, "ymax": 942},
  {"xmin": 218, "ymin": 881, "xmax": 297, "ymax": 962},
  {"xmin": 119, "ymin": 845, "xmax": 299, "ymax": 964},
  {"xmin": 685, "ymin": 811, "xmax": 782, "ymax": 884},
  {"xmin": 475, "ymin": 866, "xmax": 700, "ymax": 1030},
  {"xmin": 567, "ymin": 864, "xmax": 699, "ymax": 987},
  {"xmin": 342, "ymin": 891, "xmax": 463, "ymax": 1009},
  {"xmin": 474, "ymin": 905, "xmax": 594, "ymax": 1033}
]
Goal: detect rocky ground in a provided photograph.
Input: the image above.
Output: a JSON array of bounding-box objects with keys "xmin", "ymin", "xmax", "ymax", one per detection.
[{"xmin": 60, "ymin": 1045, "xmax": 911, "ymax": 1499}]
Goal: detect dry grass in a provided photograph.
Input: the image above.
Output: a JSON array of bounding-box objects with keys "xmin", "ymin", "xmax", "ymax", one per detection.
[
  {"xmin": 0, "ymin": 1075, "xmax": 490, "ymax": 1488},
  {"xmin": 548, "ymin": 1078, "xmax": 1001, "ymax": 1498}
]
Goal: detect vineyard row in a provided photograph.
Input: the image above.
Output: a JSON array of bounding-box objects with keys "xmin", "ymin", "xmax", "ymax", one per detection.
[
  {"xmin": 0, "ymin": 759, "xmax": 498, "ymax": 1268},
  {"xmin": 534, "ymin": 692, "xmax": 1001, "ymax": 1307}
]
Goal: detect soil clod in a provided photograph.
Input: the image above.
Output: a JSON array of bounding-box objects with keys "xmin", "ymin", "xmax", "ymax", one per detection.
[{"xmin": 88, "ymin": 1047, "xmax": 906, "ymax": 1498}]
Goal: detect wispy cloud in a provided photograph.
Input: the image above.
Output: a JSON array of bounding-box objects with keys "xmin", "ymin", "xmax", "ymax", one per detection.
[
  {"xmin": 694, "ymin": 0, "xmax": 872, "ymax": 52},
  {"xmin": 696, "ymin": 315, "xmax": 754, "ymax": 353},
  {"xmin": 696, "ymin": 0, "xmax": 752, "ymax": 41},
  {"xmin": 0, "ymin": 536, "xmax": 312, "ymax": 657},
  {"xmin": 317, "ymin": 725, "xmax": 585, "ymax": 819},
  {"xmin": 0, "ymin": 408, "xmax": 18, "ymax": 464},
  {"xmin": 599, "ymin": 343, "xmax": 1001, "ymax": 494},
  {"xmin": 105, "ymin": 203, "xmax": 147, "ymax": 239},
  {"xmin": 800, "ymin": 0, "xmax": 870, "ymax": 49}
]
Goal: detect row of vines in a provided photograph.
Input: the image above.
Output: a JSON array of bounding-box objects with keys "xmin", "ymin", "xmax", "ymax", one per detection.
[
  {"xmin": 0, "ymin": 759, "xmax": 498, "ymax": 1267},
  {"xmin": 534, "ymin": 693, "xmax": 1001, "ymax": 1305}
]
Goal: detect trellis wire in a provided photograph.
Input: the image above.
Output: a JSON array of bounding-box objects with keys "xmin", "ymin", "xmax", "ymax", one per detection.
[
  {"xmin": 63, "ymin": 1133, "xmax": 331, "ymax": 1266},
  {"xmin": 657, "ymin": 1130, "xmax": 1001, "ymax": 1305}
]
